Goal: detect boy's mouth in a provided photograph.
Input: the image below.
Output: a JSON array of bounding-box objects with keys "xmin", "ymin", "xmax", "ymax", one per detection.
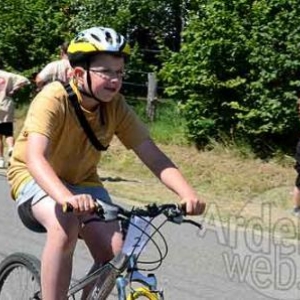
[{"xmin": 104, "ymin": 87, "xmax": 117, "ymax": 92}]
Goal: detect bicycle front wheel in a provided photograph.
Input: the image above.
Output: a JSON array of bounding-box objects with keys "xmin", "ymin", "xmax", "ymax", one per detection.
[
  {"xmin": 127, "ymin": 287, "xmax": 162, "ymax": 300},
  {"xmin": 0, "ymin": 252, "xmax": 41, "ymax": 300}
]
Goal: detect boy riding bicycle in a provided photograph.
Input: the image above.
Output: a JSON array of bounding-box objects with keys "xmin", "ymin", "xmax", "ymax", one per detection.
[{"xmin": 7, "ymin": 26, "xmax": 206, "ymax": 300}]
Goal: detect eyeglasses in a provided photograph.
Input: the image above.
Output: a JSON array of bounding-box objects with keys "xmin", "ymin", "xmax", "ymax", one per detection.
[{"xmin": 89, "ymin": 67, "xmax": 125, "ymax": 79}]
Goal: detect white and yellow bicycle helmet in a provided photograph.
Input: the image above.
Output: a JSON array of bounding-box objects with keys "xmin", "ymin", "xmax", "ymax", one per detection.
[
  {"xmin": 67, "ymin": 26, "xmax": 131, "ymax": 67},
  {"xmin": 67, "ymin": 26, "xmax": 130, "ymax": 103}
]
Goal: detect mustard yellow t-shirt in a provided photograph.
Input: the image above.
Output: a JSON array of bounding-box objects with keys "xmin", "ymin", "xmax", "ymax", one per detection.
[{"xmin": 7, "ymin": 81, "xmax": 149, "ymax": 199}]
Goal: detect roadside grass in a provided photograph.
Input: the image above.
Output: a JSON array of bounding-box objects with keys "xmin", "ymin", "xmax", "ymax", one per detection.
[
  {"xmin": 100, "ymin": 138, "xmax": 298, "ymax": 240},
  {"xmin": 127, "ymin": 99, "xmax": 189, "ymax": 145},
  {"xmin": 14, "ymin": 101, "xmax": 300, "ymax": 239}
]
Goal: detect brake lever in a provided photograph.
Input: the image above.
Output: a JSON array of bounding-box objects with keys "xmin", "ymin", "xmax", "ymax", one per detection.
[
  {"xmin": 182, "ymin": 219, "xmax": 202, "ymax": 230},
  {"xmin": 163, "ymin": 205, "xmax": 184, "ymax": 224},
  {"xmin": 94, "ymin": 199, "xmax": 122, "ymax": 221}
]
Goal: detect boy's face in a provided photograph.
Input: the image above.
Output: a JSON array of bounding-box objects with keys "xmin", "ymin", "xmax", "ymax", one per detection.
[{"xmin": 81, "ymin": 53, "xmax": 125, "ymax": 103}]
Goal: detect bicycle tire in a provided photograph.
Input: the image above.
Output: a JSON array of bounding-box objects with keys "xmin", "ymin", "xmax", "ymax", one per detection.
[
  {"xmin": 127, "ymin": 287, "xmax": 162, "ymax": 300},
  {"xmin": 0, "ymin": 252, "xmax": 41, "ymax": 300}
]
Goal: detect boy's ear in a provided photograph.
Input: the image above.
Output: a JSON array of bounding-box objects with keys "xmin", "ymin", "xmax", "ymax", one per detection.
[{"xmin": 73, "ymin": 67, "xmax": 85, "ymax": 77}]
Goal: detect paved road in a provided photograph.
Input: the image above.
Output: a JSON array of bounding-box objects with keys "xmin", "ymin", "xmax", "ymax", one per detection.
[{"xmin": 0, "ymin": 171, "xmax": 296, "ymax": 300}]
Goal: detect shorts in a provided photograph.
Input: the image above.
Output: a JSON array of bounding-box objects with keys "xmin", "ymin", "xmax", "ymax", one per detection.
[
  {"xmin": 16, "ymin": 179, "xmax": 112, "ymax": 233},
  {"xmin": 0, "ymin": 97, "xmax": 14, "ymax": 123},
  {"xmin": 295, "ymin": 139, "xmax": 300, "ymax": 188},
  {"xmin": 0, "ymin": 122, "xmax": 13, "ymax": 137}
]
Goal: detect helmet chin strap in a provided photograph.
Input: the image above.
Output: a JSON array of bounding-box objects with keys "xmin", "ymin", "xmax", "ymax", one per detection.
[
  {"xmin": 79, "ymin": 60, "xmax": 104, "ymax": 104},
  {"xmin": 78, "ymin": 86, "xmax": 99, "ymax": 101},
  {"xmin": 78, "ymin": 61, "xmax": 106, "ymax": 125}
]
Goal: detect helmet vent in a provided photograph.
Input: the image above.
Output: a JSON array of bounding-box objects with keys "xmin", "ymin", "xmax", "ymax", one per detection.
[
  {"xmin": 105, "ymin": 32, "xmax": 113, "ymax": 44},
  {"xmin": 74, "ymin": 32, "xmax": 84, "ymax": 42},
  {"xmin": 91, "ymin": 33, "xmax": 101, "ymax": 42}
]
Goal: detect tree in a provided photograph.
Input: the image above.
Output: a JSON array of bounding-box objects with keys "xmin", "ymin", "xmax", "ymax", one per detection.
[
  {"xmin": 160, "ymin": 0, "xmax": 300, "ymax": 155},
  {"xmin": 0, "ymin": 0, "xmax": 71, "ymax": 75}
]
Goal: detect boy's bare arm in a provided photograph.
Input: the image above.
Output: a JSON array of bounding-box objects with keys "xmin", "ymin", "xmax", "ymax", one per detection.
[{"xmin": 133, "ymin": 138, "xmax": 206, "ymax": 215}]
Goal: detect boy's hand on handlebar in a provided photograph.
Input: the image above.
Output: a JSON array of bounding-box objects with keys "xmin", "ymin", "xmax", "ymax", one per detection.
[
  {"xmin": 181, "ymin": 196, "xmax": 206, "ymax": 215},
  {"xmin": 64, "ymin": 194, "xmax": 96, "ymax": 214}
]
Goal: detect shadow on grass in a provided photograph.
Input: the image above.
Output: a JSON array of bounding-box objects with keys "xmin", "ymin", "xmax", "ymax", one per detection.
[{"xmin": 100, "ymin": 176, "xmax": 140, "ymax": 183}]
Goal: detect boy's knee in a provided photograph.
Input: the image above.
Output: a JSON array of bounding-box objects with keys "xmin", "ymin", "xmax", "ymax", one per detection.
[{"xmin": 47, "ymin": 225, "xmax": 79, "ymax": 252}]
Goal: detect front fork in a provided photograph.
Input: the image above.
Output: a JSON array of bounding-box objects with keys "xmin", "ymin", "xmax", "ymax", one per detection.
[{"xmin": 115, "ymin": 256, "xmax": 163, "ymax": 300}]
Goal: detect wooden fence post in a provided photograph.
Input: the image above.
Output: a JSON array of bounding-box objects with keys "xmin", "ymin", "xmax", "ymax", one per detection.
[{"xmin": 146, "ymin": 72, "xmax": 158, "ymax": 122}]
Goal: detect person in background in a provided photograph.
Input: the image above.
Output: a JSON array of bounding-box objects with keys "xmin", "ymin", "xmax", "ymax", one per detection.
[
  {"xmin": 0, "ymin": 64, "xmax": 30, "ymax": 168},
  {"xmin": 35, "ymin": 42, "xmax": 72, "ymax": 90},
  {"xmin": 292, "ymin": 96, "xmax": 300, "ymax": 216}
]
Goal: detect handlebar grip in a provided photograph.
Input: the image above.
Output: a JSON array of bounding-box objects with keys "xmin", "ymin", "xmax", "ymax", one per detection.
[{"xmin": 62, "ymin": 201, "xmax": 103, "ymax": 215}]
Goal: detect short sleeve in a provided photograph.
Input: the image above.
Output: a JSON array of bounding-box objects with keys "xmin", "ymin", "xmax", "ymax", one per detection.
[
  {"xmin": 23, "ymin": 83, "xmax": 65, "ymax": 140},
  {"xmin": 37, "ymin": 62, "xmax": 55, "ymax": 82},
  {"xmin": 11, "ymin": 74, "xmax": 30, "ymax": 88},
  {"xmin": 115, "ymin": 96, "xmax": 150, "ymax": 149}
]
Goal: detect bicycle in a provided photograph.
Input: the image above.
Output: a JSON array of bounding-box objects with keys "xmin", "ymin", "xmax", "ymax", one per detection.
[{"xmin": 0, "ymin": 199, "xmax": 202, "ymax": 299}]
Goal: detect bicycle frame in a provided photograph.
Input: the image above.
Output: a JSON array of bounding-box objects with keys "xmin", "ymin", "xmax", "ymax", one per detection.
[
  {"xmin": 66, "ymin": 201, "xmax": 200, "ymax": 299},
  {"xmin": 65, "ymin": 220, "xmax": 163, "ymax": 299},
  {"xmin": 67, "ymin": 265, "xmax": 110, "ymax": 297},
  {"xmin": 84, "ymin": 213, "xmax": 164, "ymax": 299},
  {"xmin": 0, "ymin": 202, "xmax": 201, "ymax": 300}
]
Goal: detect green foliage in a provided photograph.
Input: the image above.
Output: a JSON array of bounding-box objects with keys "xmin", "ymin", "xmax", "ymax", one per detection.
[
  {"xmin": 244, "ymin": 0, "xmax": 300, "ymax": 138},
  {"xmin": 70, "ymin": 0, "xmax": 182, "ymax": 51},
  {"xmin": 160, "ymin": 0, "xmax": 300, "ymax": 155},
  {"xmin": 127, "ymin": 98, "xmax": 188, "ymax": 145},
  {"xmin": 0, "ymin": 0, "xmax": 71, "ymax": 75}
]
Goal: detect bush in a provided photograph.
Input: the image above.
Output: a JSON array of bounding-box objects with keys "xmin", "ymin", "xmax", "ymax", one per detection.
[{"xmin": 160, "ymin": 0, "xmax": 300, "ymax": 156}]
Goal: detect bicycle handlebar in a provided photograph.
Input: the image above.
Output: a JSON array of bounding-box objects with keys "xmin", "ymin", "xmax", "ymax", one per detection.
[{"xmin": 62, "ymin": 199, "xmax": 202, "ymax": 229}]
